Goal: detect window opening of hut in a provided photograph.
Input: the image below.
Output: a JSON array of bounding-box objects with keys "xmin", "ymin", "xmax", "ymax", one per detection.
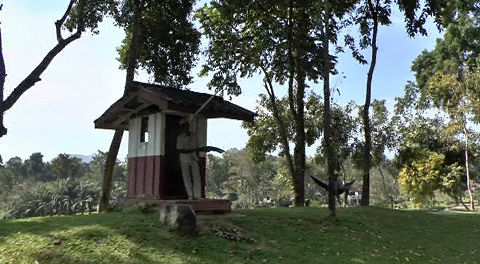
[{"xmin": 140, "ymin": 116, "xmax": 149, "ymax": 143}]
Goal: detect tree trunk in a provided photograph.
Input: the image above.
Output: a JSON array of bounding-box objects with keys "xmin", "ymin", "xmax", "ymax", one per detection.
[
  {"xmin": 260, "ymin": 70, "xmax": 296, "ymax": 205},
  {"xmin": 260, "ymin": 0, "xmax": 305, "ymax": 206},
  {"xmin": 322, "ymin": 3, "xmax": 336, "ymax": 217},
  {"xmin": 341, "ymin": 163, "xmax": 348, "ymax": 207},
  {"xmin": 293, "ymin": 76, "xmax": 306, "ymax": 207},
  {"xmin": 459, "ymin": 196, "xmax": 471, "ymax": 211},
  {"xmin": 98, "ymin": 0, "xmax": 144, "ymax": 212},
  {"xmin": 378, "ymin": 166, "xmax": 390, "ymax": 207},
  {"xmin": 391, "ymin": 178, "xmax": 397, "ymax": 209},
  {"xmin": 361, "ymin": 0, "xmax": 379, "ymax": 206},
  {"xmin": 97, "ymin": 129, "xmax": 123, "ymax": 212},
  {"xmin": 464, "ymin": 124, "xmax": 474, "ymax": 211},
  {"xmin": 291, "ymin": 4, "xmax": 308, "ymax": 207}
]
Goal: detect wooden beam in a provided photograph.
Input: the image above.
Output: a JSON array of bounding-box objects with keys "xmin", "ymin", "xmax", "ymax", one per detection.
[
  {"xmin": 138, "ymin": 88, "xmax": 169, "ymax": 109},
  {"xmin": 111, "ymin": 102, "xmax": 150, "ymax": 128}
]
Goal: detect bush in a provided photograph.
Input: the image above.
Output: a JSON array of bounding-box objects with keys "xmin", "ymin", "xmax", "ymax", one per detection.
[{"xmin": 4, "ymin": 178, "xmax": 100, "ymax": 218}]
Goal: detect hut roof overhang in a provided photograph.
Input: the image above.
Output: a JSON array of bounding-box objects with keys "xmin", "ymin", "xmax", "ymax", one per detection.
[{"xmin": 94, "ymin": 82, "xmax": 256, "ymax": 130}]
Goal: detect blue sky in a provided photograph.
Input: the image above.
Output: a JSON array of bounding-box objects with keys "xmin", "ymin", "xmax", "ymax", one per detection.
[{"xmin": 0, "ymin": 0, "xmax": 442, "ymax": 162}]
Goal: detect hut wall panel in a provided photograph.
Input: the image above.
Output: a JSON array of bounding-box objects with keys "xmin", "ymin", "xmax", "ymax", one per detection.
[
  {"xmin": 153, "ymin": 156, "xmax": 161, "ymax": 198},
  {"xmin": 159, "ymin": 113, "xmax": 166, "ymax": 156},
  {"xmin": 145, "ymin": 156, "xmax": 154, "ymax": 197},
  {"xmin": 147, "ymin": 115, "xmax": 155, "ymax": 156},
  {"xmin": 128, "ymin": 118, "xmax": 140, "ymax": 158},
  {"xmin": 153, "ymin": 114, "xmax": 159, "ymax": 156},
  {"xmin": 159, "ymin": 157, "xmax": 166, "ymax": 198},
  {"xmin": 128, "ymin": 155, "xmax": 164, "ymax": 199},
  {"xmin": 136, "ymin": 156, "xmax": 146, "ymax": 195},
  {"xmin": 128, "ymin": 113, "xmax": 165, "ymax": 158},
  {"xmin": 199, "ymin": 157, "xmax": 206, "ymax": 198},
  {"xmin": 127, "ymin": 157, "xmax": 137, "ymax": 198}
]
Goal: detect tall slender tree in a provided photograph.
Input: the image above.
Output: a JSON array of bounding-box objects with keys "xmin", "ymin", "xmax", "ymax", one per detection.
[
  {"xmin": 350, "ymin": 0, "xmax": 455, "ymax": 205},
  {"xmin": 355, "ymin": 0, "xmax": 390, "ymax": 206},
  {"xmin": 201, "ymin": 0, "xmax": 316, "ymax": 207},
  {"xmin": 409, "ymin": 8, "xmax": 480, "ymax": 210},
  {"xmin": 317, "ymin": 0, "xmax": 357, "ymax": 216},
  {"xmin": 199, "ymin": 0, "xmax": 356, "ymax": 210}
]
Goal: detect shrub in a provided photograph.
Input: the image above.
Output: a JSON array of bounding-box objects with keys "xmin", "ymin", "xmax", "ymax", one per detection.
[{"xmin": 4, "ymin": 178, "xmax": 100, "ymax": 218}]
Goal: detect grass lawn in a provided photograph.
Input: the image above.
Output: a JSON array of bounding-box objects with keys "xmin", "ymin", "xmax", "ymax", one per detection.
[{"xmin": 1, "ymin": 206, "xmax": 479, "ymax": 264}]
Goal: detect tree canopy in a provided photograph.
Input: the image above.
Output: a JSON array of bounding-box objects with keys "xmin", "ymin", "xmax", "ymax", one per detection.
[{"xmin": 116, "ymin": 0, "xmax": 200, "ymax": 88}]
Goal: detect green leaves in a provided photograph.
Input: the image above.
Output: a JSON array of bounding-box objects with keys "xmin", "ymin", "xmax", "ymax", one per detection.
[
  {"xmin": 4, "ymin": 177, "xmax": 100, "ymax": 218},
  {"xmin": 198, "ymin": 0, "xmax": 337, "ymax": 95},
  {"xmin": 64, "ymin": 0, "xmax": 117, "ymax": 34},
  {"xmin": 117, "ymin": 0, "xmax": 200, "ymax": 88},
  {"xmin": 397, "ymin": 7, "xmax": 480, "ymax": 208},
  {"xmin": 398, "ymin": 152, "xmax": 463, "ymax": 206},
  {"xmin": 243, "ymin": 95, "xmax": 290, "ymax": 163}
]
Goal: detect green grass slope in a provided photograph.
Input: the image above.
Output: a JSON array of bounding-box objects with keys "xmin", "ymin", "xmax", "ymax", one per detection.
[{"xmin": 1, "ymin": 207, "xmax": 479, "ymax": 264}]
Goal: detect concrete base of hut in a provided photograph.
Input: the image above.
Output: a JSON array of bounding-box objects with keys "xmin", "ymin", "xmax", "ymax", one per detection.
[{"xmin": 123, "ymin": 198, "xmax": 232, "ymax": 213}]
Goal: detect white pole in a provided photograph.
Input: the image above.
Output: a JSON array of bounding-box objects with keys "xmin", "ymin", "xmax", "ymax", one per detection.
[{"xmin": 189, "ymin": 90, "xmax": 219, "ymax": 121}]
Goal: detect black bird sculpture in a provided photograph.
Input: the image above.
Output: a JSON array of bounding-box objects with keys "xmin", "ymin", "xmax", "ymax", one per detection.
[{"xmin": 310, "ymin": 175, "xmax": 355, "ymax": 196}]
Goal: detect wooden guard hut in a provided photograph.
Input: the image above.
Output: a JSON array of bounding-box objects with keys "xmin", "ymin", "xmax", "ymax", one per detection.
[{"xmin": 95, "ymin": 82, "xmax": 255, "ymax": 212}]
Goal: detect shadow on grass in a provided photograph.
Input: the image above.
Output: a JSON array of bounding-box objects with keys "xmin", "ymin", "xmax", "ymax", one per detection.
[
  {"xmin": 0, "ymin": 210, "xmax": 257, "ymax": 264},
  {"xmin": 2, "ymin": 206, "xmax": 480, "ymax": 264}
]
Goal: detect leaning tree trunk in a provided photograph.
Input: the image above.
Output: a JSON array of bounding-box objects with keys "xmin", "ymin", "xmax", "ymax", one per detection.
[
  {"xmin": 260, "ymin": 67, "xmax": 297, "ymax": 205},
  {"xmin": 464, "ymin": 124, "xmax": 474, "ymax": 211},
  {"xmin": 361, "ymin": 0, "xmax": 379, "ymax": 206},
  {"xmin": 322, "ymin": 3, "xmax": 336, "ymax": 217},
  {"xmin": 97, "ymin": 130, "xmax": 123, "ymax": 212},
  {"xmin": 98, "ymin": 0, "xmax": 144, "ymax": 212},
  {"xmin": 260, "ymin": 0, "xmax": 305, "ymax": 207}
]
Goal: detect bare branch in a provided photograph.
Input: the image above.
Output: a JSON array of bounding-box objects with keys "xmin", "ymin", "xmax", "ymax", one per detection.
[
  {"xmin": 55, "ymin": 0, "xmax": 76, "ymax": 43},
  {"xmin": 0, "ymin": 26, "xmax": 7, "ymax": 137},
  {"xmin": 0, "ymin": 27, "xmax": 6, "ymax": 98},
  {"xmin": 0, "ymin": 1, "xmax": 82, "ymax": 115},
  {"xmin": 259, "ymin": 64, "xmax": 275, "ymax": 99}
]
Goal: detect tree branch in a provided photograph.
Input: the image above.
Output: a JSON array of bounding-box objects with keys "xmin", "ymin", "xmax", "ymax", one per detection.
[
  {"xmin": 259, "ymin": 64, "xmax": 296, "ymax": 187},
  {"xmin": 287, "ymin": 0, "xmax": 298, "ymax": 120},
  {"xmin": 0, "ymin": 25, "xmax": 7, "ymax": 137},
  {"xmin": 0, "ymin": 1, "xmax": 82, "ymax": 114},
  {"xmin": 55, "ymin": 0, "xmax": 76, "ymax": 43},
  {"xmin": 124, "ymin": 0, "xmax": 145, "ymax": 90},
  {"xmin": 0, "ymin": 29, "xmax": 5, "ymax": 90}
]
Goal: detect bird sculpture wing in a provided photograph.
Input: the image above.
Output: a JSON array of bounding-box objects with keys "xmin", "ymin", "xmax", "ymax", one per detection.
[
  {"xmin": 197, "ymin": 146, "xmax": 225, "ymax": 153},
  {"xmin": 344, "ymin": 180, "xmax": 356, "ymax": 189},
  {"xmin": 337, "ymin": 180, "xmax": 356, "ymax": 194},
  {"xmin": 310, "ymin": 175, "xmax": 329, "ymax": 191},
  {"xmin": 311, "ymin": 176, "xmax": 355, "ymax": 195}
]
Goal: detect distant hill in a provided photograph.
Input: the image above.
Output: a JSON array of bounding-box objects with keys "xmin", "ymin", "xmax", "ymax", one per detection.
[{"xmin": 70, "ymin": 154, "xmax": 94, "ymax": 163}]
